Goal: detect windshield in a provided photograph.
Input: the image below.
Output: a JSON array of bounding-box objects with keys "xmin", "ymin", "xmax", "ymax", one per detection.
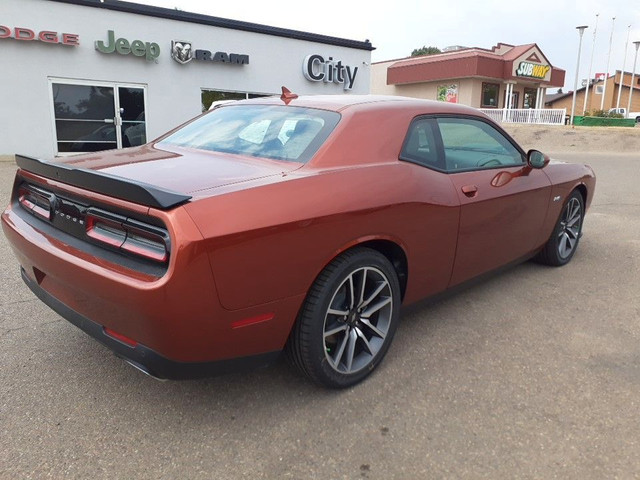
[{"xmin": 159, "ymin": 105, "xmax": 340, "ymax": 164}]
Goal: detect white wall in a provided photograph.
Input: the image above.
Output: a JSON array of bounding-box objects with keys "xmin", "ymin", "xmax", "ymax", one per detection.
[
  {"xmin": 370, "ymin": 60, "xmax": 396, "ymax": 95},
  {"xmin": 0, "ymin": 0, "xmax": 371, "ymax": 158}
]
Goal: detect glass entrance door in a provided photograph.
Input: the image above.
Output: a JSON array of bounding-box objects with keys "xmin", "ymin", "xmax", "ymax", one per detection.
[
  {"xmin": 119, "ymin": 86, "xmax": 146, "ymax": 147},
  {"xmin": 51, "ymin": 80, "xmax": 147, "ymax": 154},
  {"xmin": 504, "ymin": 91, "xmax": 520, "ymax": 109}
]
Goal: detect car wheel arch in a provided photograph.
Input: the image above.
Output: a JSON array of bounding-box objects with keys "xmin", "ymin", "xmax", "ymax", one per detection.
[
  {"xmin": 575, "ymin": 183, "xmax": 587, "ymax": 205},
  {"xmin": 358, "ymin": 239, "xmax": 408, "ymax": 300},
  {"xmin": 312, "ymin": 237, "xmax": 409, "ymax": 302}
]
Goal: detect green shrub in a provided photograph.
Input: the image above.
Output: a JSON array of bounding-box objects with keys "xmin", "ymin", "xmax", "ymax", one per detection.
[{"xmin": 585, "ymin": 109, "xmax": 624, "ymax": 118}]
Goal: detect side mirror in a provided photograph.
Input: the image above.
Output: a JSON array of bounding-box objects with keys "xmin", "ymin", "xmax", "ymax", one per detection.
[{"xmin": 527, "ymin": 149, "xmax": 550, "ymax": 169}]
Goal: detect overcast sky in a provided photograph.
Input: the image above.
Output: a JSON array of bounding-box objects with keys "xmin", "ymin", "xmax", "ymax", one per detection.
[{"xmin": 134, "ymin": 0, "xmax": 640, "ymax": 92}]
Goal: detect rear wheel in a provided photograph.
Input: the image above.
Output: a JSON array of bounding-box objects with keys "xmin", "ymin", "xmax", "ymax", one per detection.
[
  {"xmin": 535, "ymin": 190, "xmax": 584, "ymax": 266},
  {"xmin": 287, "ymin": 247, "xmax": 401, "ymax": 388}
]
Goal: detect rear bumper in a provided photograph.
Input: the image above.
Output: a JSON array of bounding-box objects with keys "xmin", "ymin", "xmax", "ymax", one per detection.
[
  {"xmin": 3, "ymin": 174, "xmax": 303, "ymax": 369},
  {"xmin": 21, "ymin": 267, "xmax": 280, "ymax": 380}
]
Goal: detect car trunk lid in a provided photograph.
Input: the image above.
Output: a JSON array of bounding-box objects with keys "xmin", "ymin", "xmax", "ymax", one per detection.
[{"xmin": 17, "ymin": 144, "xmax": 302, "ymax": 209}]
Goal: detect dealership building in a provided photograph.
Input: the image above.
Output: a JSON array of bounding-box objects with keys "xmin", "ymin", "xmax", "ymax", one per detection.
[
  {"xmin": 372, "ymin": 43, "xmax": 565, "ymax": 111},
  {"xmin": 0, "ymin": 0, "xmax": 373, "ymax": 159}
]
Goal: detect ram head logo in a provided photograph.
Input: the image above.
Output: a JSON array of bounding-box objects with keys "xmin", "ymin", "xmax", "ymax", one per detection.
[{"xmin": 171, "ymin": 40, "xmax": 193, "ymax": 64}]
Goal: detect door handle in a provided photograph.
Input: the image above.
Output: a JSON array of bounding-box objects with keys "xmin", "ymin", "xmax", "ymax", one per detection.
[{"xmin": 461, "ymin": 185, "xmax": 478, "ymax": 197}]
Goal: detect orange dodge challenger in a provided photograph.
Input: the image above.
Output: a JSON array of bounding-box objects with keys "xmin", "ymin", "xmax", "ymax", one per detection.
[{"xmin": 2, "ymin": 93, "xmax": 595, "ymax": 388}]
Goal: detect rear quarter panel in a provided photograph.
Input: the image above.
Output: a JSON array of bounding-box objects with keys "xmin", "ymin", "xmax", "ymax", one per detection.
[{"xmin": 184, "ymin": 161, "xmax": 460, "ymax": 312}]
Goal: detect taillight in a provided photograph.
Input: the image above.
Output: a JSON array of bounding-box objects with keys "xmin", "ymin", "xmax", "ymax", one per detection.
[
  {"xmin": 85, "ymin": 209, "xmax": 169, "ymax": 263},
  {"xmin": 18, "ymin": 185, "xmax": 55, "ymax": 221},
  {"xmin": 85, "ymin": 214, "xmax": 126, "ymax": 248}
]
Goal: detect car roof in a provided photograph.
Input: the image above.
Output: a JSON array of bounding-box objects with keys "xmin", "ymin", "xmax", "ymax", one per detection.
[{"xmin": 230, "ymin": 94, "xmax": 483, "ymax": 116}]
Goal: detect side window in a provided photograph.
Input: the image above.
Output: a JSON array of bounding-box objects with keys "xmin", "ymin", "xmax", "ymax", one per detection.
[
  {"xmin": 399, "ymin": 118, "xmax": 444, "ymax": 170},
  {"xmin": 437, "ymin": 118, "xmax": 524, "ymax": 172}
]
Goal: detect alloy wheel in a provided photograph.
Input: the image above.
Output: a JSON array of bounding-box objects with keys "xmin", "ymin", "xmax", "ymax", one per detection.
[
  {"xmin": 322, "ymin": 267, "xmax": 393, "ymax": 374},
  {"xmin": 557, "ymin": 197, "xmax": 582, "ymax": 259}
]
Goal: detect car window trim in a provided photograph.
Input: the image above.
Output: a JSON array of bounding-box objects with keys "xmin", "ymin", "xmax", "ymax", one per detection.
[
  {"xmin": 398, "ymin": 117, "xmax": 448, "ymax": 172},
  {"xmin": 399, "ymin": 113, "xmax": 526, "ymax": 174},
  {"xmin": 435, "ymin": 114, "xmax": 527, "ymax": 173}
]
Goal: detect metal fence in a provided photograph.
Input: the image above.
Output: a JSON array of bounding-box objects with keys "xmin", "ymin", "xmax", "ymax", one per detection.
[{"xmin": 478, "ymin": 108, "xmax": 567, "ymax": 125}]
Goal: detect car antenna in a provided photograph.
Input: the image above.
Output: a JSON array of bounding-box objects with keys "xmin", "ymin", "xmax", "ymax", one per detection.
[{"xmin": 280, "ymin": 86, "xmax": 298, "ymax": 105}]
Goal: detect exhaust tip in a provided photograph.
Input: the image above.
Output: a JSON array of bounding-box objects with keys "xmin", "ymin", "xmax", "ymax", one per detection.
[{"xmin": 121, "ymin": 358, "xmax": 167, "ymax": 382}]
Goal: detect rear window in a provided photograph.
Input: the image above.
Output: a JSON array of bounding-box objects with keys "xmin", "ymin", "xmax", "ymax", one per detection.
[{"xmin": 159, "ymin": 105, "xmax": 340, "ymax": 164}]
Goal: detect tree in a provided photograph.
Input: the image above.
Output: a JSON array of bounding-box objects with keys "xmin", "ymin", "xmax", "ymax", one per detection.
[{"xmin": 411, "ymin": 46, "xmax": 441, "ymax": 57}]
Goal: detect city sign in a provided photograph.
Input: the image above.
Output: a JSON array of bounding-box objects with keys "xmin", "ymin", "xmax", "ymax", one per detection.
[{"xmin": 303, "ymin": 54, "xmax": 358, "ymax": 90}]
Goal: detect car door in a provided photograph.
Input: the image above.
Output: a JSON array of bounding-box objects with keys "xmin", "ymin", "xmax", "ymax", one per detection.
[
  {"xmin": 397, "ymin": 117, "xmax": 461, "ymax": 299},
  {"xmin": 434, "ymin": 116, "xmax": 552, "ymax": 287}
]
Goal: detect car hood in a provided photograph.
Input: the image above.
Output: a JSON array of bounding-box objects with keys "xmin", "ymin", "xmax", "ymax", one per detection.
[{"xmin": 58, "ymin": 143, "xmax": 302, "ymax": 195}]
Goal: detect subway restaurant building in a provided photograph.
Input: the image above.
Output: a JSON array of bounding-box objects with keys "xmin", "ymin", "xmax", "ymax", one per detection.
[
  {"xmin": 0, "ymin": 0, "xmax": 373, "ymax": 159},
  {"xmin": 372, "ymin": 43, "xmax": 565, "ymax": 110}
]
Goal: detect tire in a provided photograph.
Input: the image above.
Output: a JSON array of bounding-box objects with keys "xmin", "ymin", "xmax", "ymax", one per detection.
[
  {"xmin": 287, "ymin": 247, "xmax": 401, "ymax": 388},
  {"xmin": 535, "ymin": 190, "xmax": 584, "ymax": 266}
]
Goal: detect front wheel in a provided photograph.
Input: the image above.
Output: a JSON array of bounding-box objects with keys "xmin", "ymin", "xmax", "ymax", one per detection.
[
  {"xmin": 535, "ymin": 190, "xmax": 584, "ymax": 266},
  {"xmin": 287, "ymin": 247, "xmax": 401, "ymax": 388}
]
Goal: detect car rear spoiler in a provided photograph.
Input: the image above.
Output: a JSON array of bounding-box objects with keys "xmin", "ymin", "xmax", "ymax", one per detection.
[{"xmin": 15, "ymin": 155, "xmax": 191, "ymax": 210}]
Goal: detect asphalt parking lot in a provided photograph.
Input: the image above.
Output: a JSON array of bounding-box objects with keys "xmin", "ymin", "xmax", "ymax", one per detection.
[{"xmin": 1, "ymin": 152, "xmax": 638, "ymax": 479}]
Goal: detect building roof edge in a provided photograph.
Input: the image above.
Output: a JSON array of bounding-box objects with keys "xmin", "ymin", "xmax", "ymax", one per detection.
[{"xmin": 47, "ymin": 0, "xmax": 376, "ymax": 51}]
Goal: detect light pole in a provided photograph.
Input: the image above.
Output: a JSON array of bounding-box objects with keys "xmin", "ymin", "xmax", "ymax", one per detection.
[
  {"xmin": 583, "ymin": 14, "xmax": 599, "ymax": 115},
  {"xmin": 615, "ymin": 25, "xmax": 631, "ymax": 110},
  {"xmin": 601, "ymin": 17, "xmax": 616, "ymax": 110},
  {"xmin": 627, "ymin": 41, "xmax": 640, "ymax": 119},
  {"xmin": 571, "ymin": 26, "xmax": 589, "ymax": 126}
]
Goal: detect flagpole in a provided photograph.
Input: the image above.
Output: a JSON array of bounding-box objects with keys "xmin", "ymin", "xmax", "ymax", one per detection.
[
  {"xmin": 583, "ymin": 13, "xmax": 599, "ymax": 114},
  {"xmin": 615, "ymin": 25, "xmax": 631, "ymax": 110},
  {"xmin": 628, "ymin": 41, "xmax": 640, "ymax": 119},
  {"xmin": 600, "ymin": 17, "xmax": 616, "ymax": 110}
]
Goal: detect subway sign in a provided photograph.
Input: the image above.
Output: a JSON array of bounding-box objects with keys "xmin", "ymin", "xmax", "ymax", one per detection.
[{"xmin": 515, "ymin": 61, "xmax": 550, "ymax": 79}]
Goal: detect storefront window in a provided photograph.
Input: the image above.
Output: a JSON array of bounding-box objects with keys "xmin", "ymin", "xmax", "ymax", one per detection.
[
  {"xmin": 52, "ymin": 84, "xmax": 117, "ymax": 153},
  {"xmin": 201, "ymin": 89, "xmax": 271, "ymax": 111},
  {"xmin": 51, "ymin": 81, "xmax": 147, "ymax": 154},
  {"xmin": 523, "ymin": 88, "xmax": 537, "ymax": 109},
  {"xmin": 481, "ymin": 83, "xmax": 500, "ymax": 108},
  {"xmin": 437, "ymin": 84, "xmax": 458, "ymax": 103}
]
